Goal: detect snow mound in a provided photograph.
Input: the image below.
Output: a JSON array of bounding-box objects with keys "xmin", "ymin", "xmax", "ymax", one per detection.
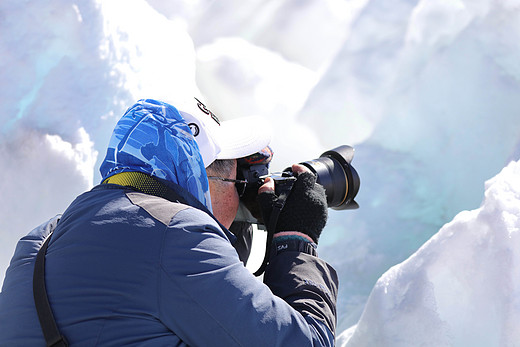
[{"xmin": 339, "ymin": 160, "xmax": 520, "ymax": 346}]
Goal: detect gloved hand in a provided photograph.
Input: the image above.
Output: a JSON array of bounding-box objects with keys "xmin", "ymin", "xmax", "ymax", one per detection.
[
  {"xmin": 257, "ymin": 165, "xmax": 328, "ymax": 244},
  {"xmin": 237, "ymin": 146, "xmax": 274, "ymax": 222}
]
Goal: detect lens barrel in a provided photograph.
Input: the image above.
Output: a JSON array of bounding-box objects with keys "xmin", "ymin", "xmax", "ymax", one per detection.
[{"xmin": 301, "ymin": 145, "xmax": 360, "ymax": 210}]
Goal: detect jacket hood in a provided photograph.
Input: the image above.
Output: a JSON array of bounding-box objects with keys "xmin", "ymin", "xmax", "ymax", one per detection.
[{"xmin": 99, "ymin": 99, "xmax": 211, "ymax": 210}]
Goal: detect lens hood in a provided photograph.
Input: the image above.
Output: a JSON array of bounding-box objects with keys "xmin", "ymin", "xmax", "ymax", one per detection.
[{"xmin": 301, "ymin": 145, "xmax": 359, "ymax": 210}]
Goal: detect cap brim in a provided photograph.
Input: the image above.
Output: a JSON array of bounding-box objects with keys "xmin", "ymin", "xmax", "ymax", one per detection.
[{"xmin": 215, "ymin": 116, "xmax": 271, "ymax": 160}]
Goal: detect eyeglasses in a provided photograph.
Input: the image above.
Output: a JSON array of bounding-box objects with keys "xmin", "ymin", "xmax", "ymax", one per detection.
[{"xmin": 207, "ymin": 176, "xmax": 248, "ymax": 197}]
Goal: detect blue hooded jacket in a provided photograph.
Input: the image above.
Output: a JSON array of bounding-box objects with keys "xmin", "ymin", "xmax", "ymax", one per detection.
[{"xmin": 0, "ymin": 99, "xmax": 338, "ymax": 346}]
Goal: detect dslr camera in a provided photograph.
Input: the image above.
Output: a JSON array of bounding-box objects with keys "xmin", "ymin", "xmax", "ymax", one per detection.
[{"xmin": 236, "ymin": 145, "xmax": 360, "ymax": 225}]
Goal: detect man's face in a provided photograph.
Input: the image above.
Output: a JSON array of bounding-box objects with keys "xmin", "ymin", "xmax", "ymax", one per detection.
[{"xmin": 207, "ymin": 160, "xmax": 239, "ymax": 229}]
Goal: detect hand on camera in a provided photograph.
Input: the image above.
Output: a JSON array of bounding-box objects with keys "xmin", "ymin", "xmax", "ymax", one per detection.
[{"xmin": 257, "ymin": 164, "xmax": 328, "ymax": 244}]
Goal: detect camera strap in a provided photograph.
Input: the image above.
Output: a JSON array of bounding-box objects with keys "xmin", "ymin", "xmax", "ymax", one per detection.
[
  {"xmin": 102, "ymin": 172, "xmax": 231, "ymax": 235},
  {"xmin": 33, "ymin": 231, "xmax": 69, "ymax": 347},
  {"xmin": 253, "ymin": 179, "xmax": 295, "ymax": 276}
]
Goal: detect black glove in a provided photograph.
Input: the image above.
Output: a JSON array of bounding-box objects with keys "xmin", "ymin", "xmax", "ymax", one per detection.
[{"xmin": 257, "ymin": 172, "xmax": 328, "ymax": 243}]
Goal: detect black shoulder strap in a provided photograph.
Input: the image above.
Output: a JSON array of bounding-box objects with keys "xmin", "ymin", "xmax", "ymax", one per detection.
[
  {"xmin": 253, "ymin": 178, "xmax": 295, "ymax": 276},
  {"xmin": 33, "ymin": 233, "xmax": 69, "ymax": 347}
]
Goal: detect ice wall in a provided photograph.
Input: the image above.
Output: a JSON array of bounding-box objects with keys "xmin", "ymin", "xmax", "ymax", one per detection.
[
  {"xmin": 299, "ymin": 0, "xmax": 520, "ymax": 329},
  {"xmin": 338, "ymin": 159, "xmax": 520, "ymax": 347}
]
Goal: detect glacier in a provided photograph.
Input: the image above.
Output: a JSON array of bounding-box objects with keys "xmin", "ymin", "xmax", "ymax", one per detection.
[{"xmin": 1, "ymin": 0, "xmax": 519, "ymax": 344}]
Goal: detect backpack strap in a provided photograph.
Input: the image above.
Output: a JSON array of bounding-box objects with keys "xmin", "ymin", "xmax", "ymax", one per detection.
[{"xmin": 33, "ymin": 233, "xmax": 69, "ymax": 347}]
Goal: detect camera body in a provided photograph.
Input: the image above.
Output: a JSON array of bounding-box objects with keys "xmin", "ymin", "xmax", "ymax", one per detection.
[{"xmin": 235, "ymin": 145, "xmax": 360, "ymax": 225}]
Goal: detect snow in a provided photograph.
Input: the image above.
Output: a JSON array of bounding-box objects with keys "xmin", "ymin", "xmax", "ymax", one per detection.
[
  {"xmin": 337, "ymin": 160, "xmax": 520, "ymax": 346},
  {"xmin": 1, "ymin": 0, "xmax": 519, "ymax": 344}
]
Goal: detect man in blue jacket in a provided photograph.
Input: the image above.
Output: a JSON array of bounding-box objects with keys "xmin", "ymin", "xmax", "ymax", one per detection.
[{"xmin": 0, "ymin": 98, "xmax": 338, "ymax": 346}]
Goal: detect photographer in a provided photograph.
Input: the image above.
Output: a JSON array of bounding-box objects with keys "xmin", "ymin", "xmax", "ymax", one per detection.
[{"xmin": 0, "ymin": 98, "xmax": 338, "ymax": 346}]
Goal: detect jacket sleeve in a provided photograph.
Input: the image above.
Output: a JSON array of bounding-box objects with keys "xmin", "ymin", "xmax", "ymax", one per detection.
[
  {"xmin": 264, "ymin": 238, "xmax": 338, "ymax": 341},
  {"xmin": 157, "ymin": 207, "xmax": 338, "ymax": 347}
]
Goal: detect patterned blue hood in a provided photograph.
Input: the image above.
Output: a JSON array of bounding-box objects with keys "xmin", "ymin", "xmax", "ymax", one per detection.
[{"xmin": 99, "ymin": 99, "xmax": 211, "ymax": 210}]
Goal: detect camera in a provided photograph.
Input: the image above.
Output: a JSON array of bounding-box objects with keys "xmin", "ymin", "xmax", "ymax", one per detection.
[{"xmin": 235, "ymin": 145, "xmax": 360, "ymax": 225}]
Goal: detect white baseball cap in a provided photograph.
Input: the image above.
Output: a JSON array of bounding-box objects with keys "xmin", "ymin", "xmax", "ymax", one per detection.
[{"xmin": 180, "ymin": 98, "xmax": 271, "ymax": 167}]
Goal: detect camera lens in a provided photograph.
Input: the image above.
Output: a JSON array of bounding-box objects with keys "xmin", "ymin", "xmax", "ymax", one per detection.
[{"xmin": 300, "ymin": 145, "xmax": 360, "ymax": 210}]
